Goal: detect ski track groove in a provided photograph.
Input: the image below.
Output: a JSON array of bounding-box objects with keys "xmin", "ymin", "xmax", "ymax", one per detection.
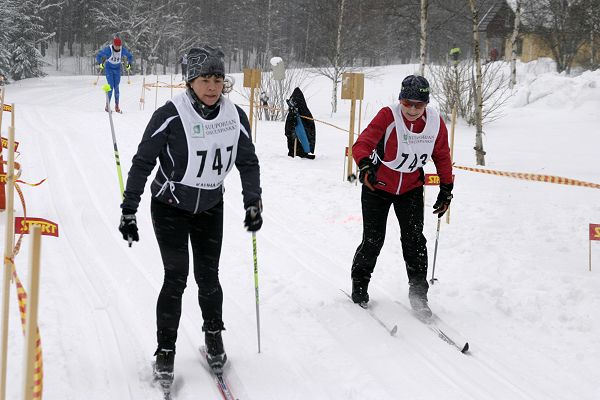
[{"xmin": 29, "ymin": 106, "xmax": 165, "ymax": 399}]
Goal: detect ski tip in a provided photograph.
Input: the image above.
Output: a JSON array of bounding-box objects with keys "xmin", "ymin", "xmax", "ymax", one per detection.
[
  {"xmin": 461, "ymin": 342, "xmax": 470, "ymax": 353},
  {"xmin": 390, "ymin": 325, "xmax": 398, "ymax": 336}
]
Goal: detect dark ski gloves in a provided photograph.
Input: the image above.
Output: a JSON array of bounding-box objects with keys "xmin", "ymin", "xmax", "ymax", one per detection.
[
  {"xmin": 433, "ymin": 183, "xmax": 453, "ymax": 217},
  {"xmin": 119, "ymin": 211, "xmax": 139, "ymax": 246},
  {"xmin": 244, "ymin": 200, "xmax": 263, "ymax": 232},
  {"xmin": 358, "ymin": 158, "xmax": 377, "ymax": 190}
]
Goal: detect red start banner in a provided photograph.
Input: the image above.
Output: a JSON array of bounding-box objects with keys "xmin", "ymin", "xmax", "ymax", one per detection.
[
  {"xmin": 14, "ymin": 217, "xmax": 59, "ymax": 237},
  {"xmin": 590, "ymin": 224, "xmax": 600, "ymax": 241}
]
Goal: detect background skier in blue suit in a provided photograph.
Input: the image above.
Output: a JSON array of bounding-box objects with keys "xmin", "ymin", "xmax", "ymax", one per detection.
[{"xmin": 96, "ymin": 37, "xmax": 133, "ymax": 113}]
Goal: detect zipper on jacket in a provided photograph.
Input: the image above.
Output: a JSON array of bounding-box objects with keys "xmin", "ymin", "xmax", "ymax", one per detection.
[
  {"xmin": 396, "ymin": 172, "xmax": 403, "ymax": 195},
  {"xmin": 193, "ymin": 188, "xmax": 202, "ymax": 213}
]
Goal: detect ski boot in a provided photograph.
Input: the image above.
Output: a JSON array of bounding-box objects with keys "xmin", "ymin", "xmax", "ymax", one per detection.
[
  {"xmin": 105, "ymin": 104, "xmax": 110, "ymax": 112},
  {"xmin": 351, "ymin": 280, "xmax": 369, "ymax": 308},
  {"xmin": 153, "ymin": 348, "xmax": 175, "ymax": 383},
  {"xmin": 408, "ymin": 284, "xmax": 432, "ymax": 320},
  {"xmin": 204, "ymin": 321, "xmax": 227, "ymax": 374},
  {"xmin": 115, "ymin": 104, "xmax": 121, "ymax": 113}
]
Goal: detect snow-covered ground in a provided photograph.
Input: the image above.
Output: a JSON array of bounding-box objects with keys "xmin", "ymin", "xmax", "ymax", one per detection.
[{"xmin": 1, "ymin": 59, "xmax": 599, "ymax": 399}]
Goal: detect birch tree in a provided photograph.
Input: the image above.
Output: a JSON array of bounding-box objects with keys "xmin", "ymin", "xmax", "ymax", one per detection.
[
  {"xmin": 468, "ymin": 0, "xmax": 486, "ymax": 166},
  {"xmin": 312, "ymin": 0, "xmax": 348, "ymax": 114},
  {"xmin": 419, "ymin": 0, "xmax": 429, "ymax": 76},
  {"xmin": 509, "ymin": 0, "xmax": 522, "ymax": 88}
]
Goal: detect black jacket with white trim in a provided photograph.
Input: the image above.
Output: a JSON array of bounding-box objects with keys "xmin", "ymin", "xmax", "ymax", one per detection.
[{"xmin": 121, "ymin": 93, "xmax": 261, "ymax": 214}]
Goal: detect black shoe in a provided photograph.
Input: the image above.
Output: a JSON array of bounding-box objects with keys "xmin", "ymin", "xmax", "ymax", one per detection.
[
  {"xmin": 351, "ymin": 280, "xmax": 369, "ymax": 307},
  {"xmin": 205, "ymin": 330, "xmax": 227, "ymax": 374},
  {"xmin": 153, "ymin": 348, "xmax": 175, "ymax": 381}
]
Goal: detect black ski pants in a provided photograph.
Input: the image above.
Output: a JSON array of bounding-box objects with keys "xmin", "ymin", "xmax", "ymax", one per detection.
[
  {"xmin": 151, "ymin": 198, "xmax": 224, "ymax": 351},
  {"xmin": 351, "ymin": 185, "xmax": 429, "ymax": 291}
]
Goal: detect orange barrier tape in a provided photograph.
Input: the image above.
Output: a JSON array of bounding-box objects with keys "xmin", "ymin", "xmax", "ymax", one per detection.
[
  {"xmin": 454, "ymin": 165, "xmax": 600, "ymax": 189},
  {"xmin": 16, "ymin": 178, "xmax": 46, "ymax": 187},
  {"xmin": 143, "ymin": 82, "xmax": 186, "ymax": 90},
  {"xmin": 12, "ymin": 268, "xmax": 44, "ymax": 399}
]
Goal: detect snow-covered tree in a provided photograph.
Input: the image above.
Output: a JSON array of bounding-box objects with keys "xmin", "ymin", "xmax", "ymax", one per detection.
[
  {"xmin": 0, "ymin": 1, "xmax": 19, "ymax": 79},
  {"xmin": 9, "ymin": 1, "xmax": 52, "ymax": 80}
]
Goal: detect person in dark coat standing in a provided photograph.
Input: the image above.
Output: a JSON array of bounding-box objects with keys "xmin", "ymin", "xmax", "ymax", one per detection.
[
  {"xmin": 284, "ymin": 87, "xmax": 316, "ymax": 159},
  {"xmin": 118, "ymin": 45, "xmax": 262, "ymax": 381},
  {"xmin": 350, "ymin": 75, "xmax": 453, "ymax": 319}
]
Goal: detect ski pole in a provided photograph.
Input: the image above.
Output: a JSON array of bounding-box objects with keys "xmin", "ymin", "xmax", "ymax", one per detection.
[
  {"xmin": 252, "ymin": 231, "xmax": 261, "ymax": 353},
  {"xmin": 429, "ymin": 216, "xmax": 442, "ymax": 285},
  {"xmin": 94, "ymin": 68, "xmax": 101, "ymax": 85},
  {"xmin": 102, "ymin": 84, "xmax": 125, "ymax": 197},
  {"xmin": 103, "ymin": 84, "xmax": 133, "ymax": 246}
]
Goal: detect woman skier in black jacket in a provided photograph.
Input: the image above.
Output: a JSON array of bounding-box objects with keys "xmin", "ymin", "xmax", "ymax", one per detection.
[{"xmin": 118, "ymin": 45, "xmax": 262, "ymax": 383}]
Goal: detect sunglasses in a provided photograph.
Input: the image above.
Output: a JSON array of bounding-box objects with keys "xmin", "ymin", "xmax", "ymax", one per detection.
[{"xmin": 400, "ymin": 99, "xmax": 427, "ymax": 109}]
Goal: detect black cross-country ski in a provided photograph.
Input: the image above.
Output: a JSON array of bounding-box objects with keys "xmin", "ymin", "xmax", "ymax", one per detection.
[
  {"xmin": 151, "ymin": 362, "xmax": 174, "ymax": 400},
  {"xmin": 395, "ymin": 301, "xmax": 469, "ymax": 353},
  {"xmin": 199, "ymin": 346, "xmax": 239, "ymax": 400},
  {"xmin": 341, "ymin": 289, "xmax": 398, "ymax": 336}
]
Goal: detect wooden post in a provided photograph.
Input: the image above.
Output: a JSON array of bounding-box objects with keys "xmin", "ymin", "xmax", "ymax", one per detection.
[
  {"xmin": 445, "ymin": 104, "xmax": 457, "ymax": 224},
  {"xmin": 0, "ymin": 87, "xmax": 6, "ymax": 211},
  {"xmin": 0, "ymin": 86, "xmax": 5, "ymax": 131},
  {"xmin": 590, "ymin": 224, "xmax": 600, "ymax": 271},
  {"xmin": 449, "ymin": 104, "xmax": 457, "ymax": 161},
  {"xmin": 154, "ymin": 75, "xmax": 159, "ymax": 111},
  {"xmin": 140, "ymin": 76, "xmax": 146, "ymax": 111},
  {"xmin": 348, "ymin": 96, "xmax": 357, "ymax": 178},
  {"xmin": 0, "ymin": 125, "xmax": 17, "ymax": 400},
  {"xmin": 342, "ymin": 73, "xmax": 364, "ymax": 179},
  {"xmin": 244, "ymin": 69, "xmax": 261, "ymax": 143},
  {"xmin": 253, "ymin": 88, "xmax": 259, "ymax": 141},
  {"xmin": 249, "ymin": 85, "xmax": 255, "ymax": 141},
  {"xmin": 22, "ymin": 226, "xmax": 42, "ymax": 400}
]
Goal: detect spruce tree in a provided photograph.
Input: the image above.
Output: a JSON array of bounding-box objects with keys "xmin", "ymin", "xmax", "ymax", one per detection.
[
  {"xmin": 0, "ymin": 1, "xmax": 17, "ymax": 80},
  {"xmin": 9, "ymin": 1, "xmax": 50, "ymax": 80}
]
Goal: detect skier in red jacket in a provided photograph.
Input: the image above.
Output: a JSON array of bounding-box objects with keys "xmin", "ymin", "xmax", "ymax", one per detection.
[{"xmin": 350, "ymin": 75, "xmax": 453, "ymax": 318}]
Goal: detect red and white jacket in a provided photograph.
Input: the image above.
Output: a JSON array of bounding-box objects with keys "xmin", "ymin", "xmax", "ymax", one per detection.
[{"xmin": 352, "ymin": 105, "xmax": 453, "ymax": 195}]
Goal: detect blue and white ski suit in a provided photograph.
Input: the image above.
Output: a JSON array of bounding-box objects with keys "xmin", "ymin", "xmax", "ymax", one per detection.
[{"xmin": 96, "ymin": 45, "xmax": 134, "ymax": 105}]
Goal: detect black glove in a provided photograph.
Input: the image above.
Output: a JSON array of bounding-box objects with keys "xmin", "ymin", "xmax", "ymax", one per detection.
[
  {"xmin": 358, "ymin": 158, "xmax": 377, "ymax": 188},
  {"xmin": 433, "ymin": 183, "xmax": 453, "ymax": 217},
  {"xmin": 244, "ymin": 200, "xmax": 263, "ymax": 232},
  {"xmin": 119, "ymin": 210, "xmax": 139, "ymax": 246}
]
